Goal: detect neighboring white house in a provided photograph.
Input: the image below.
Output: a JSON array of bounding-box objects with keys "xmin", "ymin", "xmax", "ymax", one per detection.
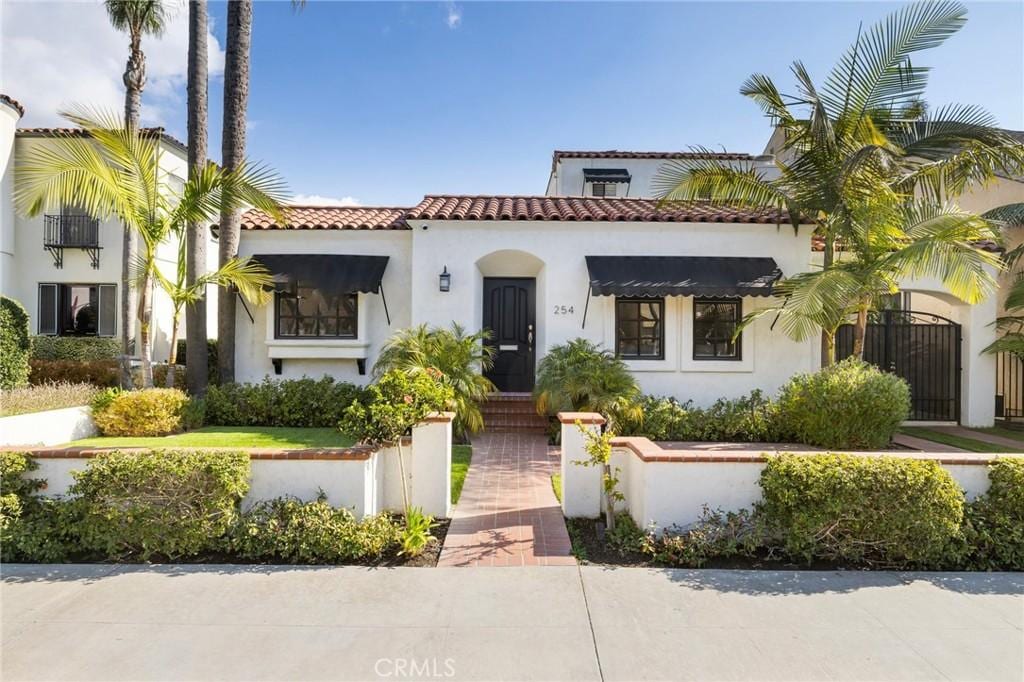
[{"xmin": 0, "ymin": 94, "xmax": 218, "ymax": 362}]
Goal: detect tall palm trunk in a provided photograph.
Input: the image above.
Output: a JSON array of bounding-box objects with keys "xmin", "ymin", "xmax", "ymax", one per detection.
[
  {"xmin": 217, "ymin": 0, "xmax": 253, "ymax": 384},
  {"xmin": 166, "ymin": 310, "xmax": 182, "ymax": 388},
  {"xmin": 185, "ymin": 0, "xmax": 209, "ymax": 395},
  {"xmin": 138, "ymin": 264, "xmax": 155, "ymax": 387},
  {"xmin": 120, "ymin": 30, "xmax": 145, "ymax": 388},
  {"xmin": 851, "ymin": 300, "xmax": 870, "ymax": 359}
]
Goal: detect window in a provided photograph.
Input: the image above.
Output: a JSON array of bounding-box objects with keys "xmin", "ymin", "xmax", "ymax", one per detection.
[
  {"xmin": 591, "ymin": 182, "xmax": 617, "ymax": 197},
  {"xmin": 615, "ymin": 298, "xmax": 664, "ymax": 360},
  {"xmin": 275, "ymin": 282, "xmax": 357, "ymax": 339},
  {"xmin": 37, "ymin": 283, "xmax": 116, "ymax": 336},
  {"xmin": 693, "ymin": 298, "xmax": 741, "ymax": 360}
]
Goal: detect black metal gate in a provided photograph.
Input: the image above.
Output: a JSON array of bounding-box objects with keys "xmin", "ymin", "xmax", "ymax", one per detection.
[
  {"xmin": 836, "ymin": 310, "xmax": 961, "ymax": 422},
  {"xmin": 996, "ymin": 352, "xmax": 1024, "ymax": 419}
]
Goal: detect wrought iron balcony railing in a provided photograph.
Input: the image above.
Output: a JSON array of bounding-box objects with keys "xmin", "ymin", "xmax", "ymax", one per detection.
[{"xmin": 43, "ymin": 214, "xmax": 102, "ymax": 269}]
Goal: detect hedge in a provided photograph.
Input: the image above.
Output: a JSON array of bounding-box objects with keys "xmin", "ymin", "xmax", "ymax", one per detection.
[
  {"xmin": 961, "ymin": 458, "xmax": 1024, "ymax": 570},
  {"xmin": 205, "ymin": 377, "xmax": 364, "ymax": 428},
  {"xmin": 620, "ymin": 391, "xmax": 780, "ymax": 442},
  {"xmin": 0, "ymin": 297, "xmax": 31, "ymax": 389},
  {"xmin": 91, "ymin": 388, "xmax": 196, "ymax": 436},
  {"xmin": 774, "ymin": 358, "xmax": 910, "ymax": 449},
  {"xmin": 756, "ymin": 453, "xmax": 963, "ymax": 567},
  {"xmin": 30, "ymin": 335, "xmax": 121, "ymax": 361},
  {"xmin": 73, "ymin": 450, "xmax": 250, "ymax": 561},
  {"xmin": 29, "ymin": 359, "xmax": 120, "ymax": 387}
]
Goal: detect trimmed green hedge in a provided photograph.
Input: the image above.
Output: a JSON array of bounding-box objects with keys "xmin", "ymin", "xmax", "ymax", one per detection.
[
  {"xmin": 620, "ymin": 391, "xmax": 780, "ymax": 442},
  {"xmin": 757, "ymin": 453, "xmax": 963, "ymax": 567},
  {"xmin": 225, "ymin": 495, "xmax": 402, "ymax": 564},
  {"xmin": 29, "ymin": 359, "xmax": 120, "ymax": 387},
  {"xmin": 961, "ymin": 458, "xmax": 1024, "ymax": 570},
  {"xmin": 774, "ymin": 358, "xmax": 910, "ymax": 449},
  {"xmin": 1, "ymin": 297, "xmax": 31, "ymax": 389},
  {"xmin": 205, "ymin": 377, "xmax": 364, "ymax": 428},
  {"xmin": 73, "ymin": 450, "xmax": 251, "ymax": 561},
  {"xmin": 91, "ymin": 388, "xmax": 196, "ymax": 436},
  {"xmin": 30, "ymin": 335, "xmax": 121, "ymax": 361}
]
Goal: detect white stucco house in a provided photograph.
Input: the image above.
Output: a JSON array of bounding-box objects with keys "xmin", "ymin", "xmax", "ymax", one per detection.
[
  {"xmin": 0, "ymin": 94, "xmax": 218, "ymax": 362},
  {"xmin": 231, "ymin": 146, "xmax": 1021, "ymax": 428}
]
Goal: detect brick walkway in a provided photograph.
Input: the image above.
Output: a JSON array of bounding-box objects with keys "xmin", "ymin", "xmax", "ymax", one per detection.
[{"xmin": 438, "ymin": 432, "xmax": 575, "ymax": 567}]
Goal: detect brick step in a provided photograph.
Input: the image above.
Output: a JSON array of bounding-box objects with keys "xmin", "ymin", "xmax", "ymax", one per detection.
[
  {"xmin": 480, "ymin": 407, "xmax": 542, "ymax": 418},
  {"xmin": 484, "ymin": 424, "xmax": 549, "ymax": 433}
]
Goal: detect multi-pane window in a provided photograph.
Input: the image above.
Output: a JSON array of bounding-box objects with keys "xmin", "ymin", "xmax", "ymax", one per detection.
[
  {"xmin": 37, "ymin": 283, "xmax": 116, "ymax": 336},
  {"xmin": 591, "ymin": 182, "xmax": 617, "ymax": 197},
  {"xmin": 693, "ymin": 298, "xmax": 741, "ymax": 360},
  {"xmin": 615, "ymin": 298, "xmax": 664, "ymax": 360},
  {"xmin": 275, "ymin": 282, "xmax": 358, "ymax": 338}
]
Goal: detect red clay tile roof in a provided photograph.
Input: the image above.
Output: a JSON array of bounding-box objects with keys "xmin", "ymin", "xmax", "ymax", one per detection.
[
  {"xmin": 16, "ymin": 126, "xmax": 187, "ymax": 154},
  {"xmin": 811, "ymin": 234, "xmax": 1002, "ymax": 253},
  {"xmin": 408, "ymin": 195, "xmax": 791, "ymax": 224},
  {"xmin": 0, "ymin": 94, "xmax": 24, "ymax": 117},
  {"xmin": 241, "ymin": 206, "xmax": 410, "ymax": 230},
  {"xmin": 554, "ymin": 150, "xmax": 754, "ymax": 162}
]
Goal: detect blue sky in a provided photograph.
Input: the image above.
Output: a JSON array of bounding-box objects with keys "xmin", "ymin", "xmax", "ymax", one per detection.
[{"xmin": 80, "ymin": 2, "xmax": 1024, "ymax": 206}]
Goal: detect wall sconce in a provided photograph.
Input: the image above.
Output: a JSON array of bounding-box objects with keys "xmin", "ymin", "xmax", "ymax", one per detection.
[{"xmin": 439, "ymin": 266, "xmax": 451, "ymax": 292}]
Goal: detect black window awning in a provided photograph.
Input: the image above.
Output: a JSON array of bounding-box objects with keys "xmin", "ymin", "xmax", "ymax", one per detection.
[
  {"xmin": 585, "ymin": 256, "xmax": 782, "ymax": 297},
  {"xmin": 252, "ymin": 254, "xmax": 390, "ymax": 294},
  {"xmin": 583, "ymin": 168, "xmax": 632, "ymax": 184}
]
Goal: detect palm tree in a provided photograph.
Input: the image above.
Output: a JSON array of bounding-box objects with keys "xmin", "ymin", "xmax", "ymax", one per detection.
[
  {"xmin": 105, "ymin": 0, "xmax": 169, "ymax": 390},
  {"xmin": 374, "ymin": 324, "xmax": 496, "ymax": 439},
  {"xmin": 217, "ymin": 0, "xmax": 253, "ymax": 384},
  {"xmin": 14, "ymin": 108, "xmax": 288, "ymax": 387},
  {"xmin": 533, "ymin": 338, "xmax": 642, "ymax": 428},
  {"xmin": 653, "ymin": 1, "xmax": 1024, "ymax": 363},
  {"xmin": 185, "ymin": 0, "xmax": 209, "ymax": 395}
]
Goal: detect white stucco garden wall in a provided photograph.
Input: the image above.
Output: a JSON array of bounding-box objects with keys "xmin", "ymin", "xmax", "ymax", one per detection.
[
  {"xmin": 0, "ymin": 406, "xmax": 96, "ymax": 447},
  {"xmin": 0, "ymin": 99, "xmax": 20, "ymax": 295}
]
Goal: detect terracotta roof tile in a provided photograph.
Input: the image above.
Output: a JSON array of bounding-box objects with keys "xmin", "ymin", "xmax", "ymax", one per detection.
[
  {"xmin": 241, "ymin": 205, "xmax": 410, "ymax": 230},
  {"xmin": 16, "ymin": 126, "xmax": 187, "ymax": 154},
  {"xmin": 811, "ymin": 234, "xmax": 1002, "ymax": 253},
  {"xmin": 408, "ymin": 195, "xmax": 791, "ymax": 224},
  {"xmin": 0, "ymin": 94, "xmax": 24, "ymax": 117},
  {"xmin": 553, "ymin": 150, "xmax": 754, "ymax": 161}
]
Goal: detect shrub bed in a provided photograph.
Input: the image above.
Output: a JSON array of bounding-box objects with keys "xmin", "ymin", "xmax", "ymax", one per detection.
[
  {"xmin": 205, "ymin": 377, "xmax": 364, "ymax": 428},
  {"xmin": 0, "ymin": 297, "xmax": 31, "ymax": 389},
  {"xmin": 960, "ymin": 458, "xmax": 1024, "ymax": 570},
  {"xmin": 620, "ymin": 391, "xmax": 779, "ymax": 442},
  {"xmin": 0, "ymin": 451, "xmax": 410, "ymax": 564},
  {"xmin": 225, "ymin": 494, "xmax": 402, "ymax": 564},
  {"xmin": 91, "ymin": 388, "xmax": 194, "ymax": 437},
  {"xmin": 30, "ymin": 336, "xmax": 121, "ymax": 361},
  {"xmin": 29, "ymin": 359, "xmax": 120, "ymax": 387},
  {"xmin": 0, "ymin": 382, "xmax": 100, "ymax": 417}
]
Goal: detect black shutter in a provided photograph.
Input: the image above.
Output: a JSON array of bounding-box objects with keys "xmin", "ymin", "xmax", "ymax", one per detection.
[
  {"xmin": 38, "ymin": 284, "xmax": 58, "ymax": 335},
  {"xmin": 98, "ymin": 284, "xmax": 116, "ymax": 337}
]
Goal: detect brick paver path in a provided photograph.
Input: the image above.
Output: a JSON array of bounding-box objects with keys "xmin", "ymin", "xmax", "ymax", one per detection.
[{"xmin": 438, "ymin": 432, "xmax": 575, "ymax": 567}]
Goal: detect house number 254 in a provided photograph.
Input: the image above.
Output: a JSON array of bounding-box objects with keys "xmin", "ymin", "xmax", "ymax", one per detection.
[{"xmin": 553, "ymin": 305, "xmax": 575, "ymax": 315}]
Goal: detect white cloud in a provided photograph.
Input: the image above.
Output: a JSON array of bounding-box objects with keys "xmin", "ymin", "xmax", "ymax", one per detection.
[
  {"xmin": 289, "ymin": 194, "xmax": 361, "ymax": 207},
  {"xmin": 1, "ymin": 0, "xmax": 225, "ymax": 129},
  {"xmin": 444, "ymin": 1, "xmax": 461, "ymax": 29}
]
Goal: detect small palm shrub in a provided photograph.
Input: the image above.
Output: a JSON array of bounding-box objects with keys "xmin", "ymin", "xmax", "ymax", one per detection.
[
  {"xmin": 226, "ymin": 495, "xmax": 402, "ymax": 564},
  {"xmin": 776, "ymin": 358, "xmax": 910, "ymax": 449},
  {"xmin": 73, "ymin": 450, "xmax": 250, "ymax": 561},
  {"xmin": 757, "ymin": 453, "xmax": 963, "ymax": 567},
  {"xmin": 374, "ymin": 323, "xmax": 495, "ymax": 439},
  {"xmin": 91, "ymin": 388, "xmax": 192, "ymax": 437},
  {"xmin": 534, "ymin": 338, "xmax": 641, "ymax": 427},
  {"xmin": 0, "ymin": 296, "xmax": 31, "ymax": 389}
]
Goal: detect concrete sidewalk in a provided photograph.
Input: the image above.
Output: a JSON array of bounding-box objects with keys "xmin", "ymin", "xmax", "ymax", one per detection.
[{"xmin": 2, "ymin": 565, "xmax": 1021, "ymax": 681}]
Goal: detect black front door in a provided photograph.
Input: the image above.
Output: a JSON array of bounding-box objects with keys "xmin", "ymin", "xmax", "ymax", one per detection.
[{"xmin": 483, "ymin": 277, "xmax": 536, "ymax": 392}]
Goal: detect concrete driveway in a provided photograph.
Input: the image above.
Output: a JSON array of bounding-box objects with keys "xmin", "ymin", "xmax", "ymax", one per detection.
[{"xmin": 2, "ymin": 565, "xmax": 1021, "ymax": 682}]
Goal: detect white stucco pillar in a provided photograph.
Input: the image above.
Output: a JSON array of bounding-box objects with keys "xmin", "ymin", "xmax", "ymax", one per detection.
[
  {"xmin": 559, "ymin": 412, "xmax": 604, "ymax": 519},
  {"xmin": 960, "ymin": 295, "xmax": 997, "ymax": 427},
  {"xmin": 0, "ymin": 96, "xmax": 22, "ymax": 298},
  {"xmin": 410, "ymin": 412, "xmax": 454, "ymax": 518}
]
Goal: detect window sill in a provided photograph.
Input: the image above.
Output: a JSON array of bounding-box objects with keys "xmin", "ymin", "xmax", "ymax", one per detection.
[{"xmin": 266, "ymin": 338, "xmax": 369, "ymax": 360}]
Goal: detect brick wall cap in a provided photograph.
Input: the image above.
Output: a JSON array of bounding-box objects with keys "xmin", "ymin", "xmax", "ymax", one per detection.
[{"xmin": 558, "ymin": 412, "xmax": 606, "ymax": 425}]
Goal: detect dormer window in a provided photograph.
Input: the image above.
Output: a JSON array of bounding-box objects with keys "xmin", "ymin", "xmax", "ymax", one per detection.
[{"xmin": 583, "ymin": 168, "xmax": 631, "ymax": 197}]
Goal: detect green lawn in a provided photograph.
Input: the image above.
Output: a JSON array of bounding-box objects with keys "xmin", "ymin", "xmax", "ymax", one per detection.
[
  {"xmin": 69, "ymin": 426, "xmax": 355, "ymax": 449},
  {"xmin": 974, "ymin": 426, "xmax": 1024, "ymax": 443},
  {"xmin": 452, "ymin": 445, "xmax": 472, "ymax": 504},
  {"xmin": 900, "ymin": 427, "xmax": 1024, "ymax": 454}
]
